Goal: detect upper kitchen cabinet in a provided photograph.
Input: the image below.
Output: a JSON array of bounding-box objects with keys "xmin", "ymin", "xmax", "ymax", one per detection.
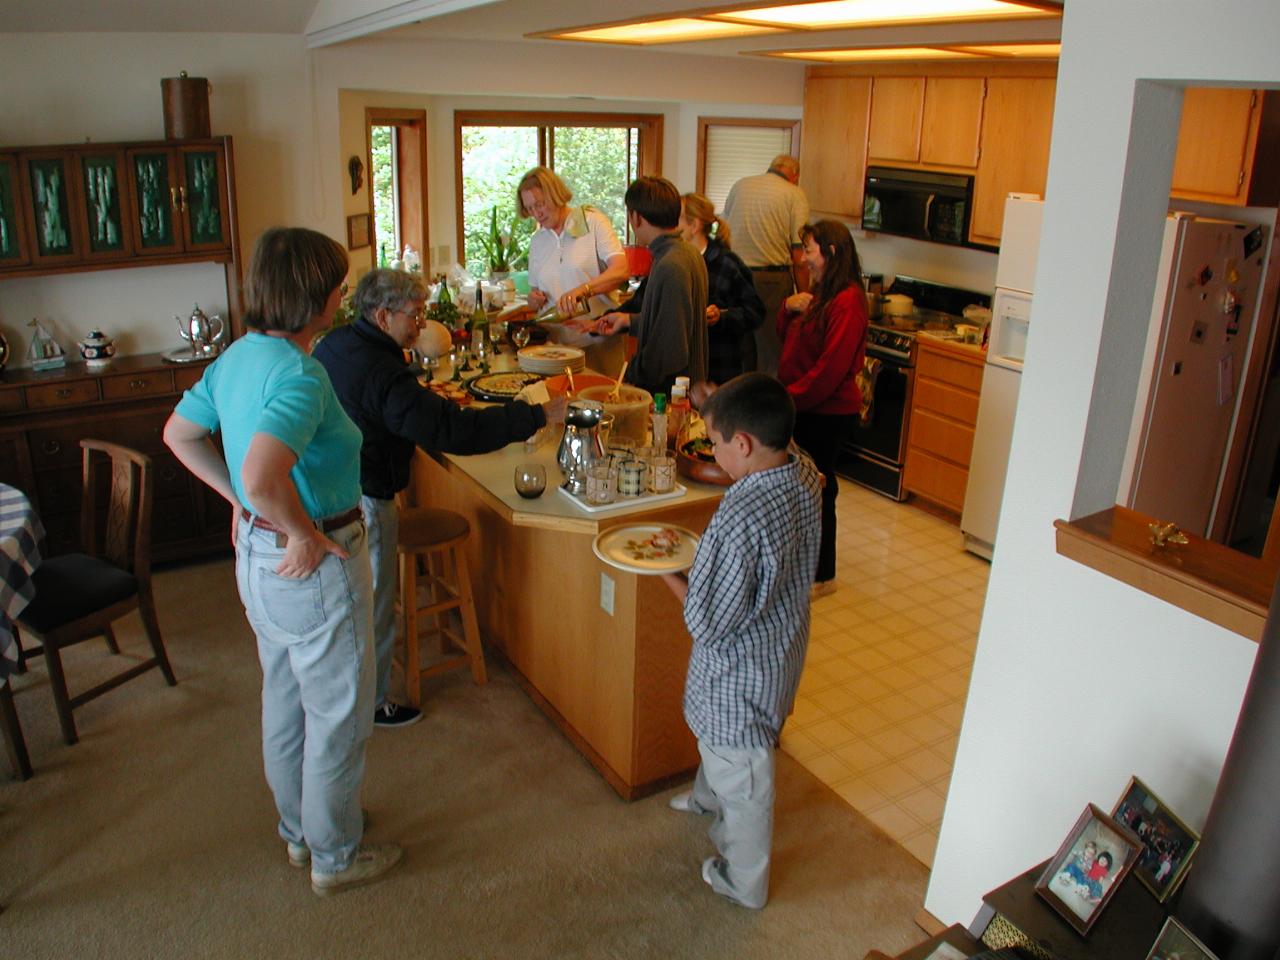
[
  {"xmin": 0, "ymin": 154, "xmax": 32, "ymax": 267},
  {"xmin": 1171, "ymin": 88, "xmax": 1280, "ymax": 206},
  {"xmin": 0, "ymin": 136, "xmax": 237, "ymax": 280},
  {"xmin": 970, "ymin": 78, "xmax": 1056, "ymax": 246},
  {"xmin": 800, "ymin": 75, "xmax": 872, "ymax": 217},
  {"xmin": 127, "ymin": 143, "xmax": 231, "ymax": 256},
  {"xmin": 868, "ymin": 76, "xmax": 984, "ymax": 169}
]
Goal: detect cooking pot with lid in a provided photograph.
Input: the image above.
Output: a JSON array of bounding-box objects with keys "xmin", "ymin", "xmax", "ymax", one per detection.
[{"xmin": 883, "ymin": 294, "xmax": 914, "ymax": 317}]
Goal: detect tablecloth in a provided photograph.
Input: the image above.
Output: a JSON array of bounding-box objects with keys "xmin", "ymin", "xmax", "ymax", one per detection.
[{"xmin": 0, "ymin": 483, "xmax": 45, "ymax": 680}]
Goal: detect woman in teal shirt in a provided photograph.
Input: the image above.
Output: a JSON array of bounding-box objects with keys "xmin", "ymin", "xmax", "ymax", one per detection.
[{"xmin": 164, "ymin": 227, "xmax": 401, "ymax": 896}]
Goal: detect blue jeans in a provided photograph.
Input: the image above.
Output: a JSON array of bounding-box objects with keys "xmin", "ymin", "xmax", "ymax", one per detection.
[
  {"xmin": 361, "ymin": 495, "xmax": 399, "ymax": 709},
  {"xmin": 234, "ymin": 515, "xmax": 375, "ymax": 874}
]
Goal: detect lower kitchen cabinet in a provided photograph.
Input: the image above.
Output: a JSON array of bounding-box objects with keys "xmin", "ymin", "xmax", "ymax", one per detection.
[
  {"xmin": 904, "ymin": 338, "xmax": 985, "ymax": 514},
  {"xmin": 0, "ymin": 352, "xmax": 229, "ymax": 563}
]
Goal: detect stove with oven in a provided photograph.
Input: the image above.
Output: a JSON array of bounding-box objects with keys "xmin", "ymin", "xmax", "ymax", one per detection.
[{"xmin": 837, "ymin": 276, "xmax": 991, "ymax": 500}]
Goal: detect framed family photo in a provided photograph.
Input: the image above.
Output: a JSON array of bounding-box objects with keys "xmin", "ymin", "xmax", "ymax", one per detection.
[
  {"xmin": 1111, "ymin": 776, "xmax": 1201, "ymax": 901},
  {"xmin": 1144, "ymin": 916, "xmax": 1219, "ymax": 960},
  {"xmin": 1035, "ymin": 803, "xmax": 1142, "ymax": 934}
]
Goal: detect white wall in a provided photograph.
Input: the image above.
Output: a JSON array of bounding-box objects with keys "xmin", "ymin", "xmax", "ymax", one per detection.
[
  {"xmin": 925, "ymin": 0, "xmax": 1279, "ymax": 926},
  {"xmin": 0, "ymin": 30, "xmax": 802, "ymax": 366}
]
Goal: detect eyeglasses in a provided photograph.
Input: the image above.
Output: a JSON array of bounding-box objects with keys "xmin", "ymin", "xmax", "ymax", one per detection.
[{"xmin": 395, "ymin": 304, "xmax": 426, "ymax": 323}]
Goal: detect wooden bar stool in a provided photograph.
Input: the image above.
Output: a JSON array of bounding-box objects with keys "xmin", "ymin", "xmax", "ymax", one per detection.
[{"xmin": 396, "ymin": 506, "xmax": 487, "ymax": 709}]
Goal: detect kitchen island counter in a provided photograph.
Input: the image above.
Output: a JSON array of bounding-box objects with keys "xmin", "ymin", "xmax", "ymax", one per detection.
[{"xmin": 409, "ymin": 439, "xmax": 724, "ymax": 799}]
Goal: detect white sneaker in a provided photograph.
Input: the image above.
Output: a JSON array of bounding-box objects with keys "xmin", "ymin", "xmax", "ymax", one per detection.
[
  {"xmin": 668, "ymin": 791, "xmax": 705, "ymax": 814},
  {"xmin": 310, "ymin": 843, "xmax": 403, "ymax": 896},
  {"xmin": 285, "ymin": 809, "xmax": 371, "ymax": 868}
]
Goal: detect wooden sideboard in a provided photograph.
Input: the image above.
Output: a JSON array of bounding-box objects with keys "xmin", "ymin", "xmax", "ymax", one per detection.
[{"xmin": 0, "ymin": 352, "xmax": 230, "ymax": 563}]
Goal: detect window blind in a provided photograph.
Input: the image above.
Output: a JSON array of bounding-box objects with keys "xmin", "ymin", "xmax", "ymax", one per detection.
[{"xmin": 704, "ymin": 125, "xmax": 793, "ymax": 212}]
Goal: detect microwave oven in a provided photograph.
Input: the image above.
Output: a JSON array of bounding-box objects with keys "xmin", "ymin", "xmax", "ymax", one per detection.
[{"xmin": 862, "ymin": 166, "xmax": 974, "ymax": 247}]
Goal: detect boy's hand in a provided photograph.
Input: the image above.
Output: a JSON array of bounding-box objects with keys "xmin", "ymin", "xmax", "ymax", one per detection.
[{"xmin": 660, "ymin": 571, "xmax": 689, "ymax": 602}]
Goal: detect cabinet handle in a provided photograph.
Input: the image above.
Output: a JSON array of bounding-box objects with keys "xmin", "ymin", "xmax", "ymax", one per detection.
[
  {"xmin": 56, "ymin": 388, "xmax": 74, "ymax": 399},
  {"xmin": 178, "ymin": 186, "xmax": 188, "ymax": 212},
  {"xmin": 43, "ymin": 439, "xmax": 61, "ymax": 455},
  {"xmin": 170, "ymin": 187, "xmax": 180, "ymax": 211},
  {"xmin": 130, "ymin": 378, "xmax": 149, "ymax": 390},
  {"xmin": 161, "ymin": 466, "xmax": 179, "ymax": 482}
]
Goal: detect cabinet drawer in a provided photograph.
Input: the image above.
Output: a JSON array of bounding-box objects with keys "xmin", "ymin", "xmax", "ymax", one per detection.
[
  {"xmin": 34, "ymin": 466, "xmax": 84, "ymax": 516},
  {"xmin": 107, "ymin": 409, "xmax": 169, "ymax": 454},
  {"xmin": 152, "ymin": 451, "xmax": 191, "ymax": 500},
  {"xmin": 153, "ymin": 494, "xmax": 200, "ymax": 544},
  {"xmin": 26, "ymin": 379, "xmax": 101, "ymax": 410},
  {"xmin": 916, "ymin": 351, "xmax": 983, "ymax": 393},
  {"xmin": 909, "ymin": 408, "xmax": 976, "ymax": 467},
  {"xmin": 28, "ymin": 424, "xmax": 91, "ymax": 468},
  {"xmin": 173, "ymin": 366, "xmax": 208, "ymax": 392},
  {"xmin": 904, "ymin": 448, "xmax": 968, "ymax": 513},
  {"xmin": 101, "ymin": 370, "xmax": 175, "ymax": 401},
  {"xmin": 0, "ymin": 388, "xmax": 25, "ymax": 413},
  {"xmin": 913, "ymin": 378, "xmax": 980, "ymax": 425}
]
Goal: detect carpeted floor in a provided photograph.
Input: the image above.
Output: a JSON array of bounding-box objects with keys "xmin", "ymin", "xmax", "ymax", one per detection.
[{"xmin": 1, "ymin": 557, "xmax": 928, "ymax": 959}]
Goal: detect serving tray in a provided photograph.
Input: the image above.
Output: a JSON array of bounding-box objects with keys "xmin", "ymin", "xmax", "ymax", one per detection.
[{"xmin": 556, "ymin": 483, "xmax": 687, "ymax": 513}]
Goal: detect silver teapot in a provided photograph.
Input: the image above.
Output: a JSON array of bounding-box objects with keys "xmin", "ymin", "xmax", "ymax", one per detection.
[
  {"xmin": 176, "ymin": 303, "xmax": 226, "ymax": 356},
  {"xmin": 556, "ymin": 399, "xmax": 606, "ymax": 495}
]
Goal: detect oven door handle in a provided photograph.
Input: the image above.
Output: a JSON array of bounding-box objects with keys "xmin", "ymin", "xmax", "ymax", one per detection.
[{"xmin": 922, "ymin": 193, "xmax": 935, "ymax": 239}]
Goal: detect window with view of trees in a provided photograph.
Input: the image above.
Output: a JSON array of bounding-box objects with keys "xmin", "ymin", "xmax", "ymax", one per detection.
[
  {"xmin": 365, "ymin": 108, "xmax": 428, "ymax": 267},
  {"xmin": 455, "ymin": 111, "xmax": 661, "ymax": 277}
]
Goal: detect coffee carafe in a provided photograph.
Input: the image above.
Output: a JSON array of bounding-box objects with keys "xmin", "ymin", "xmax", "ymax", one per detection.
[
  {"xmin": 176, "ymin": 303, "xmax": 226, "ymax": 356},
  {"xmin": 556, "ymin": 399, "xmax": 606, "ymax": 495}
]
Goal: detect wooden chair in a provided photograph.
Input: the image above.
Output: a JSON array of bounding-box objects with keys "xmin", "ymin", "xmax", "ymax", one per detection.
[
  {"xmin": 1, "ymin": 679, "xmax": 32, "ymax": 780},
  {"xmin": 16, "ymin": 440, "xmax": 177, "ymax": 745},
  {"xmin": 395, "ymin": 503, "xmax": 486, "ymax": 709}
]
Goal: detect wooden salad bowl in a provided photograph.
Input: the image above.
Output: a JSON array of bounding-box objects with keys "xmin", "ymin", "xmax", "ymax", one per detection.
[{"xmin": 676, "ymin": 439, "xmax": 733, "ymax": 486}]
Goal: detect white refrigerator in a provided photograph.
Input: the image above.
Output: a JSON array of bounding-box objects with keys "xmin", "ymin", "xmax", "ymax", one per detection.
[
  {"xmin": 1118, "ymin": 213, "xmax": 1268, "ymax": 535},
  {"xmin": 961, "ymin": 196, "xmax": 1042, "ymax": 560}
]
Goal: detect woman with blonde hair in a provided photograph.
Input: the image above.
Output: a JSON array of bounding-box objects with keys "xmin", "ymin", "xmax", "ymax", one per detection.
[
  {"xmin": 518, "ymin": 166, "xmax": 630, "ymax": 374},
  {"xmin": 679, "ymin": 192, "xmax": 765, "ymax": 384}
]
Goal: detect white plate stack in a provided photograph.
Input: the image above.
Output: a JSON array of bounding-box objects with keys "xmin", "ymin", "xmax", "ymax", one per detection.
[{"xmin": 517, "ymin": 344, "xmax": 586, "ymax": 375}]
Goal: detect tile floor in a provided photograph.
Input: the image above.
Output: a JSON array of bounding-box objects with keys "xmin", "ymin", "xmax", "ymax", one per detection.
[{"xmin": 780, "ymin": 478, "xmax": 991, "ymax": 869}]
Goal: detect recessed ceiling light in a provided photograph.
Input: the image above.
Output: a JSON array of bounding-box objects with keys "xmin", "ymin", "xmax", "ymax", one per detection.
[
  {"xmin": 950, "ymin": 41, "xmax": 1061, "ymax": 57},
  {"xmin": 711, "ymin": 0, "xmax": 1060, "ymax": 30},
  {"xmin": 536, "ymin": 18, "xmax": 783, "ymax": 45},
  {"xmin": 759, "ymin": 46, "xmax": 983, "ymax": 61}
]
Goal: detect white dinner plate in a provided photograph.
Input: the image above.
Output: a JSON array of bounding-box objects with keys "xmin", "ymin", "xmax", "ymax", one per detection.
[{"xmin": 592, "ymin": 523, "xmax": 700, "ymax": 575}]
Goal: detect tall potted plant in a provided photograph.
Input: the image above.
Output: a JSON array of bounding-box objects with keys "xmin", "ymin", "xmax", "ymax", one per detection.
[{"xmin": 474, "ymin": 206, "xmax": 526, "ymax": 280}]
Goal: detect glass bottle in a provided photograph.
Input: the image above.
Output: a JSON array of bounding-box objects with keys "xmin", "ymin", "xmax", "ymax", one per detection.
[
  {"xmin": 651, "ymin": 393, "xmax": 668, "ymax": 450},
  {"xmin": 470, "ymin": 280, "xmax": 490, "ymax": 368},
  {"xmin": 668, "ymin": 382, "xmax": 691, "ymax": 447}
]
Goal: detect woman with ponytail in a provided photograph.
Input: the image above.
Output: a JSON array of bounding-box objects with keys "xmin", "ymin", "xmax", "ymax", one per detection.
[
  {"xmin": 679, "ymin": 192, "xmax": 765, "ymax": 384},
  {"xmin": 777, "ymin": 219, "xmax": 868, "ymax": 598}
]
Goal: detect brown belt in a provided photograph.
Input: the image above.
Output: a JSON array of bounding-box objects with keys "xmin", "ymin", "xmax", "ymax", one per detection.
[{"xmin": 241, "ymin": 506, "xmax": 363, "ymax": 546}]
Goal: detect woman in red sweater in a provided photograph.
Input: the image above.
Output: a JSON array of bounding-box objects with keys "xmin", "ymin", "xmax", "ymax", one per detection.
[{"xmin": 777, "ymin": 220, "xmax": 868, "ymax": 597}]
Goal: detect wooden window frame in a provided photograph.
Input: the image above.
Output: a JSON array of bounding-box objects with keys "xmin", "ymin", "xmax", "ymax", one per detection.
[
  {"xmin": 452, "ymin": 110, "xmax": 663, "ymax": 261},
  {"xmin": 695, "ymin": 116, "xmax": 801, "ymax": 196},
  {"xmin": 365, "ymin": 107, "xmax": 429, "ymax": 264}
]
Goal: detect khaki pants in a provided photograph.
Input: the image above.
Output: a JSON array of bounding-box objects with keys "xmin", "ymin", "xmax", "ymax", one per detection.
[{"xmin": 748, "ymin": 268, "xmax": 794, "ymax": 376}]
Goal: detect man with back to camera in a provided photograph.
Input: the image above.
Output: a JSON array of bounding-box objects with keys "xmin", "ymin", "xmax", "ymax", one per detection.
[
  {"xmin": 586, "ymin": 176, "xmax": 709, "ymax": 397},
  {"xmin": 722, "ymin": 155, "xmax": 811, "ymax": 375}
]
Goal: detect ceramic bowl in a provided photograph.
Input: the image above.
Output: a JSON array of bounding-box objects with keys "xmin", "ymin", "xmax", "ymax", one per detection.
[{"xmin": 676, "ymin": 441, "xmax": 733, "ymax": 486}]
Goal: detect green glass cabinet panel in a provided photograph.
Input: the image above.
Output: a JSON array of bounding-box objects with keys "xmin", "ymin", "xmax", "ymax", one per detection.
[
  {"xmin": 0, "ymin": 160, "xmax": 21, "ymax": 261},
  {"xmin": 28, "ymin": 157, "xmax": 74, "ymax": 257},
  {"xmin": 133, "ymin": 152, "xmax": 173, "ymax": 248},
  {"xmin": 184, "ymin": 150, "xmax": 223, "ymax": 246},
  {"xmin": 81, "ymin": 155, "xmax": 126, "ymax": 254}
]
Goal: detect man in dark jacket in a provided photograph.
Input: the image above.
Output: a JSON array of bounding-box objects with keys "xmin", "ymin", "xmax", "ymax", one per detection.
[{"xmin": 314, "ymin": 269, "xmax": 550, "ymax": 728}]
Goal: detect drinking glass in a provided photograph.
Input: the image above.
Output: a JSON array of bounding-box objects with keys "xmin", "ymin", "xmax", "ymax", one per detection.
[
  {"xmin": 510, "ymin": 323, "xmax": 532, "ymax": 350},
  {"xmin": 618, "ymin": 459, "xmax": 647, "ymax": 497},
  {"xmin": 585, "ymin": 465, "xmax": 616, "ymax": 505},
  {"xmin": 649, "ymin": 456, "xmax": 676, "ymax": 494},
  {"xmin": 514, "ymin": 463, "xmax": 546, "ymax": 499}
]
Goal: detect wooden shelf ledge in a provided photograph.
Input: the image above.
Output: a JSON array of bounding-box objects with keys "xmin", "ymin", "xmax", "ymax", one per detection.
[{"xmin": 1054, "ymin": 506, "xmax": 1275, "ymax": 642}]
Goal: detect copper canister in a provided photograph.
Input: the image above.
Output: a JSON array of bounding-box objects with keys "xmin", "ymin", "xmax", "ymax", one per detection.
[{"xmin": 162, "ymin": 72, "xmax": 211, "ymax": 140}]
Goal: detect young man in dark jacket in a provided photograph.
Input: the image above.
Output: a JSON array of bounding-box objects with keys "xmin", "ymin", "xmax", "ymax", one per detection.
[{"xmin": 314, "ymin": 269, "xmax": 552, "ymax": 727}]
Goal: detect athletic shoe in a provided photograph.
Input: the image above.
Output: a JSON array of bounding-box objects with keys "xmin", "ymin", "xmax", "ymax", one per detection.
[
  {"xmin": 374, "ymin": 703, "xmax": 422, "ymax": 728},
  {"xmin": 284, "ymin": 809, "xmax": 371, "ymax": 867},
  {"xmin": 311, "ymin": 843, "xmax": 403, "ymax": 896},
  {"xmin": 668, "ymin": 791, "xmax": 706, "ymax": 814}
]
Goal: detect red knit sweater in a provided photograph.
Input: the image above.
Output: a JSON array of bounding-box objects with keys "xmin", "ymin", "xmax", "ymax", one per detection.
[{"xmin": 776, "ymin": 285, "xmax": 868, "ymax": 415}]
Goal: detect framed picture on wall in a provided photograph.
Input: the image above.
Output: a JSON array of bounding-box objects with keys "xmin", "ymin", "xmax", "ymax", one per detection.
[
  {"xmin": 1035, "ymin": 803, "xmax": 1142, "ymax": 935},
  {"xmin": 1111, "ymin": 776, "xmax": 1201, "ymax": 901},
  {"xmin": 1144, "ymin": 916, "xmax": 1219, "ymax": 960},
  {"xmin": 346, "ymin": 213, "xmax": 371, "ymax": 251}
]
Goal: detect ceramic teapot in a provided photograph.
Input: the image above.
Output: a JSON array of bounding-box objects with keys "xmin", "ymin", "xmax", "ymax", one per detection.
[
  {"xmin": 78, "ymin": 329, "xmax": 116, "ymax": 370},
  {"xmin": 176, "ymin": 303, "xmax": 226, "ymax": 355}
]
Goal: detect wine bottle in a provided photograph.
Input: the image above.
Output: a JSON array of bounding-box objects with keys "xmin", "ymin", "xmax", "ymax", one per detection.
[{"xmin": 470, "ymin": 281, "xmax": 490, "ymax": 362}]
